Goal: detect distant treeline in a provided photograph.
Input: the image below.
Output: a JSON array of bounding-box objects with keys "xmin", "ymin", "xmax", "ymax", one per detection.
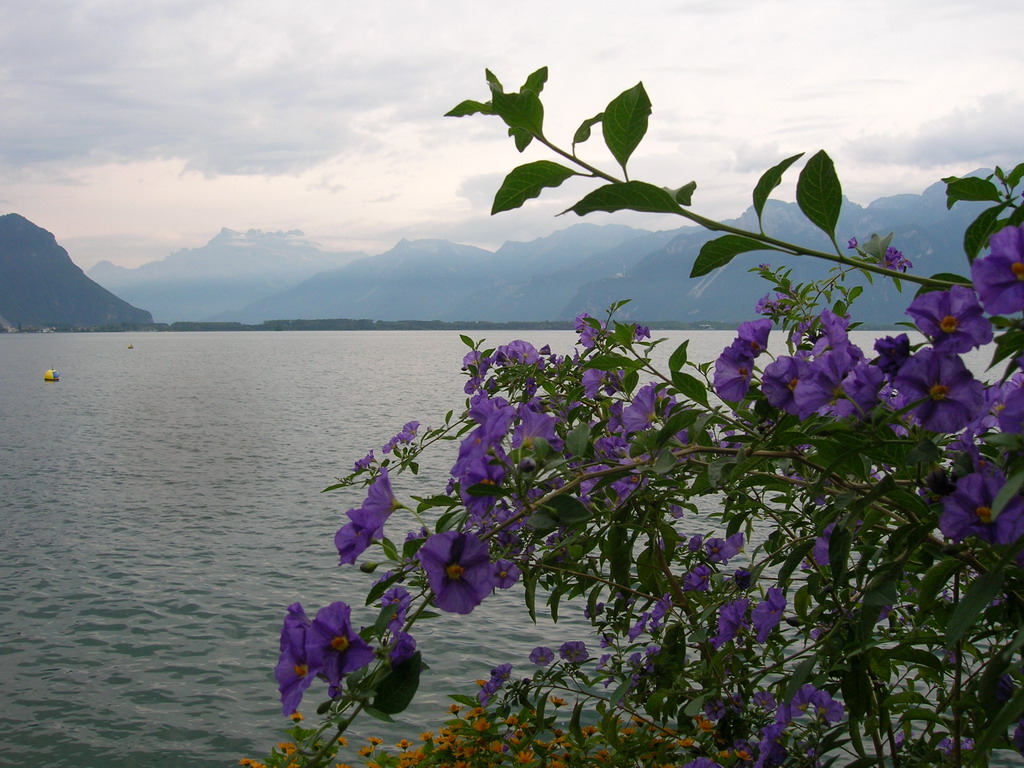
[{"xmin": 161, "ymin": 318, "xmax": 738, "ymax": 332}]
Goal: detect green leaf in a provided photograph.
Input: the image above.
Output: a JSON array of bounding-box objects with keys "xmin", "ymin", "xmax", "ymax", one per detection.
[
  {"xmin": 796, "ymin": 150, "xmax": 842, "ymax": 239},
  {"xmin": 445, "ymin": 99, "xmax": 493, "ymax": 118},
  {"xmin": 783, "ymin": 656, "xmax": 817, "ymax": 702},
  {"xmin": 602, "ymin": 82, "xmax": 651, "ymax": 172},
  {"xmin": 566, "ymin": 422, "xmax": 590, "ymax": 458},
  {"xmin": 671, "ymin": 371, "xmax": 709, "ymax": 408},
  {"xmin": 942, "ymin": 175, "xmax": 1001, "ymax": 208},
  {"xmin": 668, "ymin": 340, "xmax": 689, "ymax": 373},
  {"xmin": 573, "ymin": 112, "xmax": 603, "ymax": 146},
  {"xmin": 564, "ymin": 181, "xmax": 682, "ymax": 217},
  {"xmin": 370, "ymin": 651, "xmax": 421, "ymax": 720},
  {"xmin": 946, "ymin": 567, "xmax": 1004, "ymax": 647},
  {"xmin": 752, "ymin": 152, "xmax": 804, "ymax": 224},
  {"xmin": 992, "ymin": 468, "xmax": 1024, "ymax": 517},
  {"xmin": 963, "ymin": 203, "xmax": 1008, "ymax": 261},
  {"xmin": 491, "ymin": 161, "xmax": 577, "ymax": 214},
  {"xmin": 543, "ymin": 495, "xmax": 592, "ymax": 525},
  {"xmin": 664, "ymin": 181, "xmax": 697, "ymax": 206},
  {"xmin": 690, "ymin": 234, "xmax": 775, "ymax": 278}
]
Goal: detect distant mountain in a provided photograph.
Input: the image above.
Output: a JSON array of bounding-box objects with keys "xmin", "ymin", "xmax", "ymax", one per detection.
[
  {"xmin": 88, "ymin": 228, "xmax": 365, "ymax": 323},
  {"xmin": 0, "ymin": 213, "xmax": 152, "ymax": 329},
  {"xmin": 222, "ymin": 223, "xmax": 657, "ymax": 323},
  {"xmin": 217, "ymin": 182, "xmax": 981, "ymax": 326}
]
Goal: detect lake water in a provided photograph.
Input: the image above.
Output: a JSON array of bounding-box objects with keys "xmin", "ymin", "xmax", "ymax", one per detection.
[{"xmin": 0, "ymin": 328, "xmax": 996, "ymax": 767}]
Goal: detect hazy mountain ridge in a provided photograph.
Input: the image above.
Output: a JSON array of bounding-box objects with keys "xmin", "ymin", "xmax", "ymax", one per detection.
[
  {"xmin": 4, "ymin": 177, "xmax": 987, "ymax": 328},
  {"xmin": 0, "ymin": 213, "xmax": 152, "ymax": 328},
  {"xmin": 88, "ymin": 228, "xmax": 366, "ymax": 322}
]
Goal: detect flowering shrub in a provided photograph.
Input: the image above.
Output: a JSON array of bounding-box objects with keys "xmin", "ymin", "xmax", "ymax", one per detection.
[{"xmin": 246, "ymin": 69, "xmax": 1024, "ymax": 767}]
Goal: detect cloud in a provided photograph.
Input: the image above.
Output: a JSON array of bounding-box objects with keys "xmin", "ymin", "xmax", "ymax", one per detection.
[{"xmin": 845, "ymin": 93, "xmax": 1024, "ymax": 169}]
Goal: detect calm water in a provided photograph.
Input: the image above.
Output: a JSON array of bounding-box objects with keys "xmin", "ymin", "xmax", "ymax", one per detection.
[
  {"xmin": 0, "ymin": 329, "xmax": 996, "ymax": 767},
  {"xmin": 0, "ymin": 330, "xmax": 729, "ymax": 767}
]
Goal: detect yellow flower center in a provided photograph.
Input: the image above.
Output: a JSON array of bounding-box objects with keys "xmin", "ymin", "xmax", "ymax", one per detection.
[
  {"xmin": 446, "ymin": 563, "xmax": 465, "ymax": 580},
  {"xmin": 293, "ymin": 663, "xmax": 308, "ymax": 677},
  {"xmin": 929, "ymin": 384, "xmax": 949, "ymax": 401},
  {"xmin": 939, "ymin": 315, "xmax": 959, "ymax": 333},
  {"xmin": 976, "ymin": 505, "xmax": 993, "ymax": 523},
  {"xmin": 330, "ymin": 635, "xmax": 350, "ymax": 652},
  {"xmin": 787, "ymin": 377, "xmax": 799, "ymax": 392},
  {"xmin": 1013, "ymin": 262, "xmax": 1024, "ymax": 280}
]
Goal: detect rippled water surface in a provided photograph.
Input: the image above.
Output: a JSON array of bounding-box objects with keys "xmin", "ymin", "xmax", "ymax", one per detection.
[{"xmin": 3, "ymin": 328, "xmax": 984, "ymax": 767}]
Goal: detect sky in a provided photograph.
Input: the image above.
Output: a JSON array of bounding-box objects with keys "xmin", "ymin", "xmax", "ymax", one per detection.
[{"xmin": 2, "ymin": 0, "xmax": 1022, "ymax": 270}]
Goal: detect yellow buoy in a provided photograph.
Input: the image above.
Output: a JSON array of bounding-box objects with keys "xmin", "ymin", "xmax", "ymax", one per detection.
[
  {"xmin": 44, "ymin": 369, "xmax": 60, "ymax": 382},
  {"xmin": 127, "ymin": 344, "xmax": 134, "ymax": 349}
]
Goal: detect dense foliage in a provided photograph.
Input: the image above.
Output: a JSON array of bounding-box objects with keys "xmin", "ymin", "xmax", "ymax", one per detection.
[{"xmin": 247, "ymin": 69, "xmax": 1024, "ymax": 767}]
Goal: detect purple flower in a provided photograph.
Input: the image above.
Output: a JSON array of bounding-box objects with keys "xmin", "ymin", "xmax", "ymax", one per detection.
[
  {"xmin": 999, "ymin": 387, "xmax": 1024, "ymax": 434},
  {"xmin": 559, "ymin": 640, "xmax": 589, "ymax": 662},
  {"xmin": 884, "ymin": 246, "xmax": 912, "ymax": 272},
  {"xmin": 940, "ymin": 470, "xmax": 1024, "ymax": 545},
  {"xmin": 812, "ymin": 523, "xmax": 836, "ymax": 566},
  {"xmin": 529, "ymin": 646, "xmax": 554, "ymax": 666},
  {"xmin": 274, "ymin": 603, "xmax": 315, "ymax": 715},
  {"xmin": 353, "ymin": 451, "xmax": 374, "ymax": 472},
  {"xmin": 417, "ymin": 531, "xmax": 496, "ymax": 614},
  {"xmin": 762, "ymin": 356, "xmax": 812, "ymax": 415},
  {"xmin": 306, "ymin": 602, "xmax": 375, "ymax": 686},
  {"xmin": 737, "ymin": 318, "xmax": 772, "ymax": 356},
  {"xmin": 575, "ymin": 313, "xmax": 604, "ymax": 348},
  {"xmin": 874, "ymin": 334, "xmax": 911, "ymax": 376},
  {"xmin": 752, "ymin": 587, "xmax": 786, "ymax": 642},
  {"xmin": 893, "ymin": 349, "xmax": 985, "ymax": 433},
  {"xmin": 780, "ymin": 684, "xmax": 844, "ymax": 725},
  {"xmin": 493, "ymin": 559, "xmax": 521, "ymax": 589},
  {"xmin": 478, "ymin": 662, "xmax": 513, "ymax": 705},
  {"xmin": 621, "ymin": 382, "xmax": 662, "ymax": 433},
  {"xmin": 705, "ymin": 533, "xmax": 744, "ymax": 564},
  {"xmin": 389, "ymin": 631, "xmax": 417, "ymax": 666},
  {"xmin": 971, "ymin": 223, "xmax": 1024, "ymax": 315},
  {"xmin": 334, "ymin": 507, "xmax": 388, "ymax": 565},
  {"xmin": 383, "ymin": 421, "xmax": 419, "ymax": 453},
  {"xmin": 512, "ymin": 404, "xmax": 562, "ymax": 451},
  {"xmin": 906, "ymin": 285, "xmax": 992, "ymax": 353},
  {"xmin": 714, "ymin": 342, "xmax": 755, "ymax": 402},
  {"xmin": 847, "ymin": 237, "xmax": 858, "ymax": 249},
  {"xmin": 711, "ymin": 598, "xmax": 749, "ymax": 649},
  {"xmin": 681, "ymin": 759, "xmax": 722, "ymax": 768},
  {"xmin": 683, "ymin": 564, "xmax": 712, "ymax": 592},
  {"xmin": 381, "ymin": 586, "xmax": 411, "ymax": 632}
]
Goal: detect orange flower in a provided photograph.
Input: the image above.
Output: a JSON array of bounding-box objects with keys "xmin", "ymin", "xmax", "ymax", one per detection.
[
  {"xmin": 337, "ymin": 737, "xmax": 348, "ymax": 747},
  {"xmin": 549, "ymin": 696, "xmax": 567, "ymax": 707},
  {"xmin": 515, "ymin": 749, "xmax": 535, "ymax": 763},
  {"xmin": 419, "ymin": 732, "xmax": 434, "ymax": 742},
  {"xmin": 471, "ymin": 717, "xmax": 490, "ymax": 732},
  {"xmin": 396, "ymin": 739, "xmax": 413, "ymax": 750},
  {"xmin": 368, "ymin": 737, "xmax": 384, "ymax": 746},
  {"xmin": 289, "ymin": 712, "xmax": 304, "ymax": 722},
  {"xmin": 358, "ymin": 746, "xmax": 374, "ymax": 757}
]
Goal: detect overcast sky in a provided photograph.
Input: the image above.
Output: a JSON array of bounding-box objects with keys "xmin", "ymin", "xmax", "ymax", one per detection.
[{"xmin": 2, "ymin": 0, "xmax": 1022, "ymax": 270}]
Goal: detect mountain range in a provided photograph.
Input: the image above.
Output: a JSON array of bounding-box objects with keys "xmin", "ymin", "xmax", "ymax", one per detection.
[{"xmin": 0, "ymin": 178, "xmax": 986, "ymax": 329}]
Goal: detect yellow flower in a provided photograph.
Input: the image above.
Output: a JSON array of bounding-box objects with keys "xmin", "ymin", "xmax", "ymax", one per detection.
[
  {"xmin": 419, "ymin": 732, "xmax": 434, "ymax": 742},
  {"xmin": 472, "ymin": 717, "xmax": 490, "ymax": 732},
  {"xmin": 358, "ymin": 746, "xmax": 374, "ymax": 757},
  {"xmin": 277, "ymin": 742, "xmax": 297, "ymax": 755},
  {"xmin": 549, "ymin": 696, "xmax": 567, "ymax": 707},
  {"xmin": 396, "ymin": 739, "xmax": 413, "ymax": 750},
  {"xmin": 515, "ymin": 749, "xmax": 535, "ymax": 763},
  {"xmin": 289, "ymin": 712, "xmax": 304, "ymax": 722},
  {"xmin": 368, "ymin": 737, "xmax": 384, "ymax": 746},
  {"xmin": 449, "ymin": 704, "xmax": 463, "ymax": 714},
  {"xmin": 337, "ymin": 736, "xmax": 348, "ymax": 746}
]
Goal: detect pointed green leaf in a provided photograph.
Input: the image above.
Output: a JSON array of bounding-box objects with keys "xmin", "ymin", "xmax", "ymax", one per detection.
[
  {"xmin": 602, "ymin": 82, "xmax": 651, "ymax": 172},
  {"xmin": 445, "ymin": 99, "xmax": 493, "ymax": 118},
  {"xmin": 946, "ymin": 567, "xmax": 1004, "ymax": 647},
  {"xmin": 963, "ymin": 203, "xmax": 1009, "ymax": 261},
  {"xmin": 665, "ymin": 181, "xmax": 696, "ymax": 206},
  {"xmin": 690, "ymin": 234, "xmax": 776, "ymax": 278},
  {"xmin": 564, "ymin": 181, "xmax": 682, "ymax": 217},
  {"xmin": 573, "ymin": 112, "xmax": 603, "ymax": 146},
  {"xmin": 796, "ymin": 150, "xmax": 842, "ymax": 239},
  {"xmin": 668, "ymin": 340, "xmax": 689, "ymax": 373},
  {"xmin": 942, "ymin": 175, "xmax": 1001, "ymax": 208},
  {"xmin": 370, "ymin": 655, "xmax": 421, "ymax": 716},
  {"xmin": 753, "ymin": 152, "xmax": 804, "ymax": 223},
  {"xmin": 491, "ymin": 161, "xmax": 578, "ymax": 214}
]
